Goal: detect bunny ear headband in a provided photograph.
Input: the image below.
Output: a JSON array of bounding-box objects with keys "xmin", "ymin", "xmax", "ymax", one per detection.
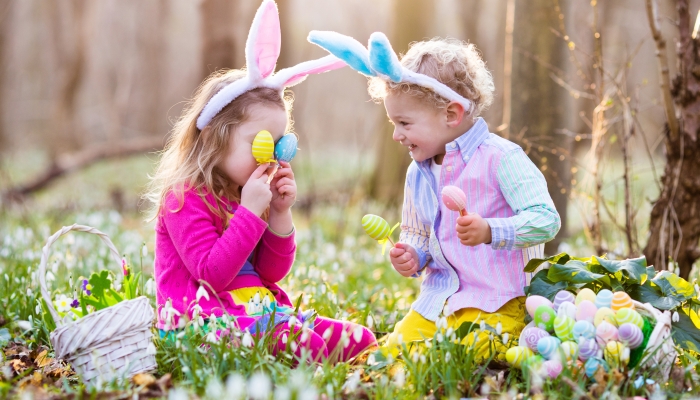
[
  {"xmin": 196, "ymin": 0, "xmax": 346, "ymax": 130},
  {"xmin": 308, "ymin": 31, "xmax": 473, "ymax": 113}
]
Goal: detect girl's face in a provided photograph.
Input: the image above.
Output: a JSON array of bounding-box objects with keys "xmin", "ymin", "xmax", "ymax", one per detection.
[
  {"xmin": 384, "ymin": 91, "xmax": 464, "ymax": 163},
  {"xmin": 219, "ymin": 103, "xmax": 288, "ymax": 189}
]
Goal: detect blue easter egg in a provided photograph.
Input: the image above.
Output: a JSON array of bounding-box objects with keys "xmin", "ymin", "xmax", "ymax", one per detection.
[
  {"xmin": 572, "ymin": 320, "xmax": 597, "ymax": 343},
  {"xmin": 274, "ymin": 134, "xmax": 298, "ymax": 163},
  {"xmin": 595, "ymin": 289, "xmax": 613, "ymax": 309},
  {"xmin": 536, "ymin": 336, "xmax": 562, "ymax": 360},
  {"xmin": 585, "ymin": 357, "xmax": 609, "ymax": 378}
]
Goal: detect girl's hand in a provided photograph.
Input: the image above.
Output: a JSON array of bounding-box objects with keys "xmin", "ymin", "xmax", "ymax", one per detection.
[
  {"xmin": 455, "ymin": 213, "xmax": 492, "ymax": 246},
  {"xmin": 269, "ymin": 161, "xmax": 297, "ymax": 212},
  {"xmin": 240, "ymin": 164, "xmax": 273, "ymax": 217},
  {"xmin": 389, "ymin": 243, "xmax": 419, "ymax": 277}
]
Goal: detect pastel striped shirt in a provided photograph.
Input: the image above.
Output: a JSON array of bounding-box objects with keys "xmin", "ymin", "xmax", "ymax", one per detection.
[{"xmin": 400, "ymin": 118, "xmax": 561, "ymax": 321}]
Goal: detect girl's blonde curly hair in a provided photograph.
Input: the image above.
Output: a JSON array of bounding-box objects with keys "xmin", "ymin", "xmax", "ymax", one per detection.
[{"xmin": 368, "ymin": 38, "xmax": 494, "ymax": 117}]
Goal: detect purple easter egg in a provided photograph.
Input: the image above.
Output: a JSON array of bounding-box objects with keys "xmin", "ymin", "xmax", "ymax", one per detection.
[
  {"xmin": 618, "ymin": 323, "xmax": 644, "ymax": 349},
  {"xmin": 553, "ymin": 291, "xmax": 575, "ymax": 312},
  {"xmin": 520, "ymin": 327, "xmax": 551, "ymax": 351},
  {"xmin": 578, "ymin": 338, "xmax": 600, "ymax": 361}
]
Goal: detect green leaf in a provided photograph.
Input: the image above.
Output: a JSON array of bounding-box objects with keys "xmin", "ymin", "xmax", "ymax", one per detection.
[
  {"xmin": 593, "ymin": 256, "xmax": 648, "ymax": 284},
  {"xmin": 523, "ymin": 252, "xmax": 571, "ymax": 273},
  {"xmin": 88, "ymin": 270, "xmax": 112, "ymax": 301},
  {"xmin": 627, "ymin": 282, "xmax": 681, "ymax": 310},
  {"xmin": 455, "ymin": 321, "xmax": 479, "ymax": 340},
  {"xmin": 525, "ymin": 269, "xmax": 568, "ymax": 300},
  {"xmin": 82, "ymin": 296, "xmax": 107, "ymax": 311},
  {"xmin": 672, "ymin": 310, "xmax": 700, "ymax": 353},
  {"xmin": 547, "ymin": 260, "xmax": 606, "ymax": 284},
  {"xmin": 651, "ymin": 271, "xmax": 696, "ymax": 302}
]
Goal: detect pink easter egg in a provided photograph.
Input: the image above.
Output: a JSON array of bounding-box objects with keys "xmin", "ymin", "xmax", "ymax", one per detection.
[
  {"xmin": 541, "ymin": 359, "xmax": 563, "ymax": 379},
  {"xmin": 595, "ymin": 321, "xmax": 619, "ymax": 347},
  {"xmin": 441, "ymin": 185, "xmax": 467, "ymax": 213},
  {"xmin": 526, "ymin": 296, "xmax": 554, "ymax": 318},
  {"xmin": 618, "ymin": 323, "xmax": 644, "ymax": 349},
  {"xmin": 520, "ymin": 327, "xmax": 551, "ymax": 351},
  {"xmin": 575, "ymin": 300, "xmax": 598, "ymax": 323}
]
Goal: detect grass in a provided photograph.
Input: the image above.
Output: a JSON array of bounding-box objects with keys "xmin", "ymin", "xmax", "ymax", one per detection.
[{"xmin": 1, "ymin": 153, "xmax": 699, "ymax": 398}]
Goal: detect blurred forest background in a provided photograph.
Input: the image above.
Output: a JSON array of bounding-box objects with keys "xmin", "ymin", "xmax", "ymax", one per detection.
[{"xmin": 1, "ymin": 0, "xmax": 700, "ymax": 277}]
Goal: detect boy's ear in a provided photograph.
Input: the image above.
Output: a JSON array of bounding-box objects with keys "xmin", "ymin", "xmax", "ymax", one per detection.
[{"xmin": 445, "ymin": 101, "xmax": 467, "ymax": 127}]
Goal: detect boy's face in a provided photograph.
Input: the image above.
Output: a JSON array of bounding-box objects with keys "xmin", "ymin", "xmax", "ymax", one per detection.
[{"xmin": 384, "ymin": 91, "xmax": 457, "ymax": 163}]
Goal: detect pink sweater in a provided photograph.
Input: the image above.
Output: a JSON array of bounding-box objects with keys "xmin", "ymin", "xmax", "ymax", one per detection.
[{"xmin": 154, "ymin": 188, "xmax": 295, "ymax": 327}]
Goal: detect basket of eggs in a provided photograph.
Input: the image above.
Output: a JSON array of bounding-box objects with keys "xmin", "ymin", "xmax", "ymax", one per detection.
[{"xmin": 507, "ymin": 288, "xmax": 676, "ymax": 381}]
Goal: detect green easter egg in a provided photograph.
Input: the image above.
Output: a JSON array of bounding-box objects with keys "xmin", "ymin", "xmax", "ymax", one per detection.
[
  {"xmin": 534, "ymin": 305, "xmax": 557, "ymax": 332},
  {"xmin": 615, "ymin": 308, "xmax": 643, "ymax": 330},
  {"xmin": 362, "ymin": 214, "xmax": 390, "ymax": 240},
  {"xmin": 554, "ymin": 315, "xmax": 575, "ymax": 341}
]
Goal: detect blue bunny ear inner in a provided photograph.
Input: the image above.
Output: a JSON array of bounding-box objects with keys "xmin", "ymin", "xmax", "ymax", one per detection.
[
  {"xmin": 308, "ymin": 31, "xmax": 375, "ymax": 77},
  {"xmin": 368, "ymin": 32, "xmax": 403, "ymax": 82}
]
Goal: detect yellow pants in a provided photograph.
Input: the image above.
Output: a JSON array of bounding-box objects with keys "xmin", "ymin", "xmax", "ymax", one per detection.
[{"xmin": 385, "ymin": 297, "xmax": 526, "ymax": 361}]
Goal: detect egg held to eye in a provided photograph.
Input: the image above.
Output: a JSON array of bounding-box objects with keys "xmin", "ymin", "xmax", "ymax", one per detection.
[
  {"xmin": 252, "ymin": 130, "xmax": 276, "ymax": 164},
  {"xmin": 274, "ymin": 134, "xmax": 298, "ymax": 163}
]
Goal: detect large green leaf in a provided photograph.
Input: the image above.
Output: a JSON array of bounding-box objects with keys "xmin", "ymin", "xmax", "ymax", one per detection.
[
  {"xmin": 547, "ymin": 260, "xmax": 606, "ymax": 284},
  {"xmin": 525, "ymin": 269, "xmax": 568, "ymax": 300},
  {"xmin": 651, "ymin": 271, "xmax": 696, "ymax": 302},
  {"xmin": 593, "ymin": 256, "xmax": 648, "ymax": 284},
  {"xmin": 626, "ymin": 282, "xmax": 681, "ymax": 310},
  {"xmin": 524, "ymin": 252, "xmax": 571, "ymax": 273},
  {"xmin": 672, "ymin": 310, "xmax": 700, "ymax": 353}
]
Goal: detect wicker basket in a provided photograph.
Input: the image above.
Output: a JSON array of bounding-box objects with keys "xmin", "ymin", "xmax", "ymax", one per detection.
[{"xmin": 38, "ymin": 224, "xmax": 157, "ymax": 384}]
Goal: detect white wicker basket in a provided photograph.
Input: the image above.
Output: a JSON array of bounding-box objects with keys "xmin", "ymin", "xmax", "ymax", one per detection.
[{"xmin": 38, "ymin": 224, "xmax": 157, "ymax": 384}]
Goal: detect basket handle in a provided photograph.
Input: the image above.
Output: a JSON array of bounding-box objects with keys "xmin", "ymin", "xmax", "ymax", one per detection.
[{"xmin": 38, "ymin": 224, "xmax": 123, "ymax": 328}]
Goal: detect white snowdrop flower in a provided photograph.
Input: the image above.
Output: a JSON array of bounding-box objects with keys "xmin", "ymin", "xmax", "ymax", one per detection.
[
  {"xmin": 420, "ymin": 354, "xmax": 427, "ymax": 364},
  {"xmin": 242, "ymin": 331, "xmax": 254, "ymax": 347},
  {"xmin": 322, "ymin": 328, "xmax": 333, "ymax": 341},
  {"xmin": 142, "ymin": 244, "xmax": 148, "ymax": 257},
  {"xmin": 181, "ymin": 366, "xmax": 190, "ymax": 374},
  {"xmin": 392, "ymin": 368, "xmax": 405, "ymax": 388},
  {"xmin": 397, "ymin": 333, "xmax": 404, "ymax": 345},
  {"xmin": 443, "ymin": 304, "xmax": 451, "ymax": 316},
  {"xmin": 288, "ymin": 315, "xmax": 297, "ymax": 328},
  {"xmin": 425, "ymin": 340, "xmax": 432, "ymax": 349},
  {"xmin": 436, "ymin": 333, "xmax": 444, "ymax": 343},
  {"xmin": 314, "ymin": 366, "xmax": 324, "ymax": 377},
  {"xmin": 248, "ymin": 372, "xmax": 271, "ymax": 400},
  {"xmin": 480, "ymin": 382, "xmax": 491, "ymax": 396},
  {"xmin": 206, "ymin": 331, "xmax": 219, "ymax": 344},
  {"xmin": 196, "ymin": 286, "xmax": 209, "ymax": 302},
  {"xmin": 16, "ymin": 320, "xmax": 31, "ymax": 331},
  {"xmin": 146, "ymin": 343, "xmax": 157, "ymax": 355},
  {"xmin": 205, "ymin": 377, "xmax": 224, "ymax": 399},
  {"xmin": 290, "ymin": 341, "xmax": 298, "ymax": 352},
  {"xmin": 673, "ymin": 311, "xmax": 680, "ymax": 323},
  {"xmin": 502, "ymin": 333, "xmax": 510, "ymax": 345},
  {"xmin": 113, "ymin": 281, "xmax": 122, "ymax": 291},
  {"xmin": 226, "ymin": 374, "xmax": 246, "ymax": 400},
  {"xmin": 46, "ymin": 271, "xmax": 56, "ymax": 282},
  {"xmin": 353, "ymin": 326, "xmax": 364, "ymax": 343},
  {"xmin": 274, "ymin": 385, "xmax": 291, "ymax": 400},
  {"xmin": 168, "ymin": 387, "xmax": 190, "ymax": 400},
  {"xmin": 176, "ymin": 331, "xmax": 187, "ymax": 339},
  {"xmin": 298, "ymin": 387, "xmax": 317, "ymax": 400},
  {"xmin": 300, "ymin": 330, "xmax": 310, "ymax": 343},
  {"xmin": 342, "ymin": 371, "xmax": 361, "ymax": 393},
  {"xmin": 386, "ymin": 353, "xmax": 394, "ymax": 364},
  {"xmin": 282, "ymin": 333, "xmax": 288, "ymax": 344},
  {"xmin": 412, "ymin": 352, "xmax": 420, "ymax": 363},
  {"xmin": 35, "ymin": 304, "xmax": 42, "ymax": 315},
  {"xmin": 367, "ymin": 353, "xmax": 376, "ymax": 366},
  {"xmin": 26, "ymin": 288, "xmax": 33, "ymax": 297},
  {"xmin": 695, "ymin": 284, "xmax": 700, "ymax": 295},
  {"xmin": 489, "ymin": 333, "xmax": 494, "ymax": 342},
  {"xmin": 479, "ymin": 319, "xmax": 486, "ymax": 331},
  {"xmin": 366, "ymin": 314, "xmax": 374, "ymax": 329},
  {"xmin": 144, "ymin": 279, "xmax": 156, "ymax": 296},
  {"xmin": 445, "ymin": 351, "xmax": 451, "ymax": 363},
  {"xmin": 496, "ymin": 321, "xmax": 503, "ymax": 335}
]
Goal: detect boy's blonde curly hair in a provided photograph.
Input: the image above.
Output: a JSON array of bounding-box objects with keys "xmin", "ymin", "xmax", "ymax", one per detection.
[{"xmin": 368, "ymin": 38, "xmax": 494, "ymax": 117}]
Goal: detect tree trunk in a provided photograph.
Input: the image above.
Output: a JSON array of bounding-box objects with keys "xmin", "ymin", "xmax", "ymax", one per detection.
[
  {"xmin": 510, "ymin": 0, "xmax": 571, "ymax": 255},
  {"xmin": 0, "ymin": 0, "xmax": 9, "ymax": 154},
  {"xmin": 369, "ymin": 0, "xmax": 434, "ymax": 203},
  {"xmin": 200, "ymin": 0, "xmax": 238, "ymax": 77},
  {"xmin": 644, "ymin": 0, "xmax": 700, "ymax": 278}
]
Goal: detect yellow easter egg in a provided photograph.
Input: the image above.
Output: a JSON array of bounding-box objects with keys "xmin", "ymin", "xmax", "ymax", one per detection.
[
  {"xmin": 575, "ymin": 288, "xmax": 597, "ymax": 305},
  {"xmin": 594, "ymin": 307, "xmax": 617, "ymax": 327},
  {"xmin": 604, "ymin": 341, "xmax": 629, "ymax": 368},
  {"xmin": 362, "ymin": 214, "xmax": 390, "ymax": 240},
  {"xmin": 615, "ymin": 308, "xmax": 643, "ymax": 330},
  {"xmin": 610, "ymin": 292, "xmax": 633, "ymax": 311},
  {"xmin": 252, "ymin": 130, "xmax": 275, "ymax": 164},
  {"xmin": 505, "ymin": 346, "xmax": 534, "ymax": 368}
]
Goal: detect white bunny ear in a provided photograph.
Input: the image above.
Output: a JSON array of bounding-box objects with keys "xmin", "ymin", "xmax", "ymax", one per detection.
[
  {"xmin": 246, "ymin": 0, "xmax": 281, "ymax": 82},
  {"xmin": 267, "ymin": 55, "xmax": 346, "ymax": 88}
]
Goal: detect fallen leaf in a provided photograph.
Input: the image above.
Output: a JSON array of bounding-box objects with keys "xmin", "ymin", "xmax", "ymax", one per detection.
[
  {"xmin": 133, "ymin": 372, "xmax": 156, "ymax": 386},
  {"xmin": 9, "ymin": 358, "xmax": 27, "ymax": 371}
]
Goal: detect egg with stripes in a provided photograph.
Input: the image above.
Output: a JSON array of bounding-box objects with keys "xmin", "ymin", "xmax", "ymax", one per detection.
[
  {"xmin": 361, "ymin": 214, "xmax": 391, "ymax": 241},
  {"xmin": 506, "ymin": 346, "xmax": 534, "ymax": 368},
  {"xmin": 252, "ymin": 130, "xmax": 275, "ymax": 164},
  {"xmin": 575, "ymin": 300, "xmax": 598, "ymax": 323},
  {"xmin": 572, "ymin": 320, "xmax": 596, "ymax": 343},
  {"xmin": 615, "ymin": 308, "xmax": 643, "ymax": 330},
  {"xmin": 618, "ymin": 323, "xmax": 644, "ymax": 349},
  {"xmin": 575, "ymin": 288, "xmax": 597, "ymax": 305},
  {"xmin": 594, "ymin": 307, "xmax": 617, "ymax": 327},
  {"xmin": 578, "ymin": 338, "xmax": 600, "ymax": 361},
  {"xmin": 536, "ymin": 336, "xmax": 562, "ymax": 360},
  {"xmin": 554, "ymin": 315, "xmax": 575, "ymax": 341},
  {"xmin": 553, "ymin": 291, "xmax": 575, "ymax": 312},
  {"xmin": 611, "ymin": 291, "xmax": 633, "ymax": 311},
  {"xmin": 594, "ymin": 289, "xmax": 613, "ymax": 309},
  {"xmin": 595, "ymin": 321, "xmax": 619, "ymax": 347},
  {"xmin": 557, "ymin": 301, "xmax": 577, "ymax": 320}
]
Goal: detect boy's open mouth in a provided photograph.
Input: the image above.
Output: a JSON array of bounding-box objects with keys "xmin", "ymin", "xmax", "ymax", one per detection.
[{"xmin": 408, "ymin": 144, "xmax": 417, "ymax": 151}]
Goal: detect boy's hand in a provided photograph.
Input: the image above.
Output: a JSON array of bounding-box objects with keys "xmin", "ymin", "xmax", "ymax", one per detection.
[
  {"xmin": 389, "ymin": 243, "xmax": 420, "ymax": 277},
  {"xmin": 269, "ymin": 161, "xmax": 297, "ymax": 212},
  {"xmin": 456, "ymin": 213, "xmax": 492, "ymax": 246},
  {"xmin": 241, "ymin": 164, "xmax": 273, "ymax": 217}
]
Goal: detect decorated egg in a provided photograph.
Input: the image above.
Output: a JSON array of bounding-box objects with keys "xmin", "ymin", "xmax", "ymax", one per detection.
[
  {"xmin": 526, "ymin": 296, "xmax": 554, "ymax": 318},
  {"xmin": 604, "ymin": 341, "xmax": 629, "ymax": 368},
  {"xmin": 618, "ymin": 323, "xmax": 644, "ymax": 349},
  {"xmin": 575, "ymin": 300, "xmax": 598, "ymax": 323},
  {"xmin": 594, "ymin": 307, "xmax": 617, "ymax": 327},
  {"xmin": 560, "ymin": 341, "xmax": 579, "ymax": 362},
  {"xmin": 584, "ymin": 357, "xmax": 609, "ymax": 378},
  {"xmin": 537, "ymin": 336, "xmax": 562, "ymax": 360},
  {"xmin": 520, "ymin": 327, "xmax": 550, "ymax": 351},
  {"xmin": 553, "ymin": 291, "xmax": 575, "ymax": 312},
  {"xmin": 572, "ymin": 320, "xmax": 596, "ymax": 343},
  {"xmin": 541, "ymin": 359, "xmax": 563, "ymax": 379},
  {"xmin": 506, "ymin": 346, "xmax": 534, "ymax": 368},
  {"xmin": 594, "ymin": 289, "xmax": 613, "ymax": 309},
  {"xmin": 521, "ymin": 355, "xmax": 545, "ymax": 374},
  {"xmin": 274, "ymin": 133, "xmax": 298, "ymax": 163},
  {"xmin": 534, "ymin": 305, "xmax": 557, "ymax": 332},
  {"xmin": 595, "ymin": 321, "xmax": 619, "ymax": 347},
  {"xmin": 441, "ymin": 186, "xmax": 468, "ymax": 214},
  {"xmin": 554, "ymin": 315, "xmax": 575, "ymax": 341},
  {"xmin": 611, "ymin": 291, "xmax": 633, "ymax": 311},
  {"xmin": 252, "ymin": 130, "xmax": 275, "ymax": 164},
  {"xmin": 361, "ymin": 215, "xmax": 391, "ymax": 241},
  {"xmin": 615, "ymin": 308, "xmax": 643, "ymax": 330},
  {"xmin": 578, "ymin": 338, "xmax": 600, "ymax": 361},
  {"xmin": 557, "ymin": 301, "xmax": 577, "ymax": 319},
  {"xmin": 575, "ymin": 288, "xmax": 597, "ymax": 305}
]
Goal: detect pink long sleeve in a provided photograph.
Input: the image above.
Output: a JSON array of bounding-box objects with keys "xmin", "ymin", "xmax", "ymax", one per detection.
[{"xmin": 254, "ymin": 228, "xmax": 296, "ymax": 283}]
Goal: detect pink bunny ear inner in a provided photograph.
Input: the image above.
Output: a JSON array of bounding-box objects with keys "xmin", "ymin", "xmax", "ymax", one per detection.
[
  {"xmin": 248, "ymin": 0, "xmax": 281, "ymax": 79},
  {"xmin": 281, "ymin": 59, "xmax": 347, "ymax": 87}
]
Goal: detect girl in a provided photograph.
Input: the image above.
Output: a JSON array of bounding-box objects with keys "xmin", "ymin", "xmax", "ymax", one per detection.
[{"xmin": 145, "ymin": 0, "xmax": 376, "ymax": 362}]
